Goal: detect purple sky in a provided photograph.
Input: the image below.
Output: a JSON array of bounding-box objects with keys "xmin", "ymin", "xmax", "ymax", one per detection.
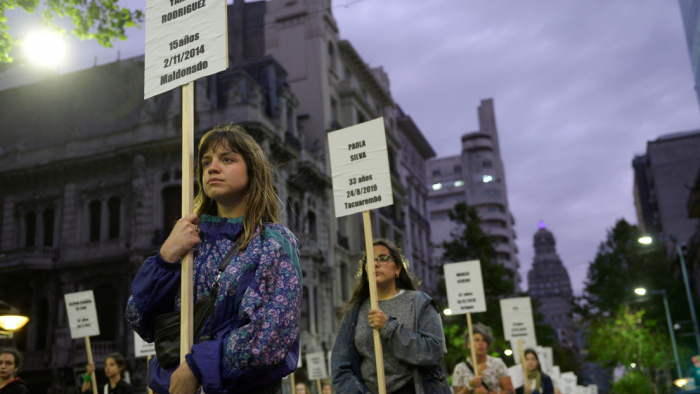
[{"xmin": 4, "ymin": 0, "xmax": 700, "ymax": 294}]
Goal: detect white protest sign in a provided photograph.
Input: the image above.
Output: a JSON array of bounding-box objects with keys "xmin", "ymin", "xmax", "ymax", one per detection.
[
  {"xmin": 64, "ymin": 291, "xmax": 100, "ymax": 339},
  {"xmin": 588, "ymin": 385, "xmax": 598, "ymax": 394},
  {"xmin": 133, "ymin": 332, "xmax": 156, "ymax": 357},
  {"xmin": 560, "ymin": 372, "xmax": 577, "ymax": 394},
  {"xmin": 550, "ymin": 366, "xmax": 561, "ymax": 388},
  {"xmin": 328, "ymin": 118, "xmax": 394, "ymax": 217},
  {"xmin": 500, "ymin": 297, "xmax": 536, "ymax": 347},
  {"xmin": 305, "ymin": 351, "xmax": 328, "ymax": 380},
  {"xmin": 576, "ymin": 386, "xmax": 590, "ymax": 394},
  {"xmin": 543, "ymin": 347, "xmax": 553, "ymax": 371},
  {"xmin": 144, "ymin": 0, "xmax": 228, "ymax": 99},
  {"xmin": 443, "ymin": 260, "xmax": 486, "ymax": 314},
  {"xmin": 327, "ymin": 351, "xmax": 332, "ymax": 378},
  {"xmin": 508, "ymin": 364, "xmax": 525, "ymax": 389}
]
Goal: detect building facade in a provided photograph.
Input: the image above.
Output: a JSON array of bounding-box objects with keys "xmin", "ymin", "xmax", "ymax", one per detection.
[
  {"xmin": 527, "ymin": 223, "xmax": 576, "ymax": 348},
  {"xmin": 679, "ymin": 0, "xmax": 700, "ymax": 110},
  {"xmin": 427, "ymin": 99, "xmax": 520, "ymax": 285}
]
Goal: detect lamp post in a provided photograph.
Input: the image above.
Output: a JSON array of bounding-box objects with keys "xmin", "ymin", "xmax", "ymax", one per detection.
[
  {"xmin": 0, "ymin": 301, "xmax": 29, "ymax": 338},
  {"xmin": 635, "ymin": 288, "xmax": 682, "ymax": 378},
  {"xmin": 639, "ymin": 235, "xmax": 700, "ymax": 353}
]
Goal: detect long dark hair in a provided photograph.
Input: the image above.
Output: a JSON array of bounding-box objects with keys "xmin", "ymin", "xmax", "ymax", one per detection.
[
  {"xmin": 523, "ymin": 348, "xmax": 542, "ymax": 372},
  {"xmin": 194, "ymin": 124, "xmax": 278, "ymax": 252},
  {"xmin": 343, "ymin": 238, "xmax": 419, "ymax": 313}
]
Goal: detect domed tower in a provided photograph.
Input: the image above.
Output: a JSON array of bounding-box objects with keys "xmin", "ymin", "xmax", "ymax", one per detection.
[{"xmin": 528, "ymin": 221, "xmax": 576, "ymax": 348}]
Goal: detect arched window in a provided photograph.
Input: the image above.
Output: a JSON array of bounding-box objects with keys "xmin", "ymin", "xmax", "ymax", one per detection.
[
  {"xmin": 35, "ymin": 298, "xmax": 49, "ymax": 350},
  {"xmin": 328, "ymin": 41, "xmax": 336, "ymax": 72},
  {"xmin": 25, "ymin": 211, "xmax": 36, "ymax": 247},
  {"xmin": 94, "ymin": 285, "xmax": 118, "ymax": 341},
  {"xmin": 306, "ymin": 211, "xmax": 317, "ymax": 238},
  {"xmin": 108, "ymin": 197, "xmax": 120, "ymax": 239},
  {"xmin": 42, "ymin": 209, "xmax": 54, "ymax": 247},
  {"xmin": 340, "ymin": 263, "xmax": 349, "ymax": 301},
  {"xmin": 300, "ymin": 286, "xmax": 310, "ymax": 332},
  {"xmin": 89, "ymin": 200, "xmax": 101, "ymax": 242}
]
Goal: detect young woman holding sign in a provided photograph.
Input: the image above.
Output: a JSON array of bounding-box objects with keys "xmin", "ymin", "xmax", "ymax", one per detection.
[
  {"xmin": 126, "ymin": 124, "xmax": 302, "ymax": 394},
  {"xmin": 81, "ymin": 353, "xmax": 134, "ymax": 394},
  {"xmin": 331, "ymin": 239, "xmax": 451, "ymax": 394},
  {"xmin": 452, "ymin": 323, "xmax": 514, "ymax": 394},
  {"xmin": 515, "ymin": 350, "xmax": 554, "ymax": 394}
]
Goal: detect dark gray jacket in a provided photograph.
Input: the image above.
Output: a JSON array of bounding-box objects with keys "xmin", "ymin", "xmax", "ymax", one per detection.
[{"xmin": 331, "ymin": 291, "xmax": 451, "ymax": 394}]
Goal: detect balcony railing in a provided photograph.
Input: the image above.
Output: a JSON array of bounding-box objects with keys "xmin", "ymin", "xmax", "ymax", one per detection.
[{"xmin": 0, "ymin": 247, "xmax": 58, "ymax": 272}]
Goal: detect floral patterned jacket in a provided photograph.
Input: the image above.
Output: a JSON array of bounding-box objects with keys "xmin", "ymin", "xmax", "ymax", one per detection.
[{"xmin": 126, "ymin": 215, "xmax": 302, "ymax": 394}]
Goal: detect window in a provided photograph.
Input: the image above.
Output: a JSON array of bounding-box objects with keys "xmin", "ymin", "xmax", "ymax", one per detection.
[
  {"xmin": 89, "ymin": 201, "xmax": 101, "ymax": 242},
  {"xmin": 108, "ymin": 197, "xmax": 120, "ymax": 239},
  {"xmin": 454, "ymin": 180, "xmax": 464, "ymax": 187},
  {"xmin": 484, "ymin": 189, "xmax": 501, "ymax": 197},
  {"xmin": 432, "ymin": 183, "xmax": 442, "ymax": 191},
  {"xmin": 482, "ymin": 160, "xmax": 493, "ymax": 168},
  {"xmin": 331, "ymin": 98, "xmax": 338, "ymax": 123},
  {"xmin": 340, "ymin": 263, "xmax": 349, "ymax": 301},
  {"xmin": 25, "ymin": 212, "xmax": 36, "ymax": 247},
  {"xmin": 357, "ymin": 110, "xmax": 367, "ymax": 124},
  {"xmin": 42, "ymin": 209, "xmax": 54, "ymax": 247},
  {"xmin": 300, "ymin": 287, "xmax": 310, "ymax": 332},
  {"xmin": 328, "ymin": 41, "xmax": 336, "ymax": 71},
  {"xmin": 94, "ymin": 285, "xmax": 118, "ymax": 341},
  {"xmin": 162, "ymin": 186, "xmax": 181, "ymax": 232},
  {"xmin": 306, "ymin": 211, "xmax": 317, "ymax": 238},
  {"xmin": 35, "ymin": 298, "xmax": 49, "ymax": 350},
  {"xmin": 453, "ymin": 165, "xmax": 462, "ymax": 174},
  {"xmin": 483, "ymin": 175, "xmax": 494, "ymax": 183},
  {"xmin": 432, "ymin": 169, "xmax": 441, "ymax": 176}
]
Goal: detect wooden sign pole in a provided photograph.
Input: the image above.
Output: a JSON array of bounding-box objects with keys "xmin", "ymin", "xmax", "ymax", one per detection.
[
  {"xmin": 316, "ymin": 379, "xmax": 322, "ymax": 394},
  {"xmin": 290, "ymin": 373, "xmax": 296, "ymax": 394},
  {"xmin": 518, "ymin": 339, "xmax": 529, "ymax": 393},
  {"xmin": 467, "ymin": 313, "xmax": 478, "ymax": 377},
  {"xmin": 180, "ymin": 82, "xmax": 195, "ymax": 362},
  {"xmin": 146, "ymin": 355, "xmax": 154, "ymax": 394},
  {"xmin": 84, "ymin": 337, "xmax": 98, "ymax": 394},
  {"xmin": 362, "ymin": 210, "xmax": 387, "ymax": 394}
]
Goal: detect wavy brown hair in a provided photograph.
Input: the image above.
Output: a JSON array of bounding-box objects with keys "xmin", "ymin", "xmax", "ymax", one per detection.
[
  {"xmin": 194, "ymin": 124, "xmax": 278, "ymax": 252},
  {"xmin": 343, "ymin": 238, "xmax": 419, "ymax": 314}
]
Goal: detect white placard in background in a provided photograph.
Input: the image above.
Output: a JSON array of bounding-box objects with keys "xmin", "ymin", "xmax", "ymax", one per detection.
[
  {"xmin": 560, "ymin": 372, "xmax": 577, "ymax": 394},
  {"xmin": 500, "ymin": 297, "xmax": 537, "ymax": 348},
  {"xmin": 306, "ymin": 351, "xmax": 328, "ymax": 380},
  {"xmin": 133, "ymin": 332, "xmax": 156, "ymax": 357},
  {"xmin": 328, "ymin": 118, "xmax": 394, "ymax": 218},
  {"xmin": 543, "ymin": 347, "xmax": 553, "ymax": 371},
  {"xmin": 588, "ymin": 384, "xmax": 598, "ymax": 394},
  {"xmin": 64, "ymin": 291, "xmax": 100, "ymax": 339},
  {"xmin": 550, "ymin": 366, "xmax": 561, "ymax": 388},
  {"xmin": 576, "ymin": 386, "xmax": 590, "ymax": 394},
  {"xmin": 444, "ymin": 260, "xmax": 486, "ymax": 314},
  {"xmin": 327, "ymin": 351, "xmax": 332, "ymax": 378},
  {"xmin": 535, "ymin": 346, "xmax": 552, "ymax": 373},
  {"xmin": 144, "ymin": 0, "xmax": 228, "ymax": 99},
  {"xmin": 508, "ymin": 365, "xmax": 525, "ymax": 389}
]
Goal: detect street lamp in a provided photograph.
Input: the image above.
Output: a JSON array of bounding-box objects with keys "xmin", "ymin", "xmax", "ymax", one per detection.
[
  {"xmin": 639, "ymin": 235, "xmax": 700, "ymax": 353},
  {"xmin": 0, "ymin": 301, "xmax": 29, "ymax": 338},
  {"xmin": 443, "ymin": 309, "xmax": 453, "ymax": 316},
  {"xmin": 22, "ymin": 29, "xmax": 67, "ymax": 69},
  {"xmin": 634, "ymin": 288, "xmax": 682, "ymax": 378}
]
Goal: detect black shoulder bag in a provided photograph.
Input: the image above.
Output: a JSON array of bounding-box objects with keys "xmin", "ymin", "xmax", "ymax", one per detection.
[
  {"xmin": 465, "ymin": 361, "xmax": 490, "ymax": 391},
  {"xmin": 153, "ymin": 245, "xmax": 237, "ymax": 369}
]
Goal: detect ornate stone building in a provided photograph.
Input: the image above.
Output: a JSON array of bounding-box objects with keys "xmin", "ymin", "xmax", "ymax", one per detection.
[{"xmin": 527, "ymin": 223, "xmax": 576, "ymax": 348}]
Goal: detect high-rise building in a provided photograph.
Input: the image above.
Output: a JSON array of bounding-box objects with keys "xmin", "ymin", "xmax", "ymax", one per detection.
[
  {"xmin": 679, "ymin": 0, "xmax": 700, "ymax": 110},
  {"xmin": 527, "ymin": 223, "xmax": 576, "ymax": 348},
  {"xmin": 632, "ymin": 130, "xmax": 700, "ymax": 246},
  {"xmin": 427, "ymin": 99, "xmax": 520, "ymax": 285}
]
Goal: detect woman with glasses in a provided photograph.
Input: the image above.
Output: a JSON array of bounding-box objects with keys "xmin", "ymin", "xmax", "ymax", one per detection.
[{"xmin": 331, "ymin": 239, "xmax": 451, "ymax": 394}]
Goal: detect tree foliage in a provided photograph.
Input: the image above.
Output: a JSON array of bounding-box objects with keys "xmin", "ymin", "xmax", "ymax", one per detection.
[
  {"xmin": 588, "ymin": 307, "xmax": 673, "ymax": 394},
  {"xmin": 0, "ymin": 0, "xmax": 143, "ymax": 63}
]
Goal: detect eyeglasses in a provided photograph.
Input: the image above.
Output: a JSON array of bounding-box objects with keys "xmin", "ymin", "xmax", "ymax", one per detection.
[{"xmin": 366, "ymin": 254, "xmax": 393, "ymax": 265}]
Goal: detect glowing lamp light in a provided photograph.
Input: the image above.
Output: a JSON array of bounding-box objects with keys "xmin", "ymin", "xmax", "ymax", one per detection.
[
  {"xmin": 630, "ymin": 363, "xmax": 636, "ymax": 368},
  {"xmin": 482, "ymin": 175, "xmax": 493, "ymax": 183},
  {"xmin": 432, "ymin": 183, "xmax": 442, "ymax": 191},
  {"xmin": 638, "ymin": 236, "xmax": 652, "ymax": 245},
  {"xmin": 23, "ymin": 29, "xmax": 67, "ymax": 69},
  {"xmin": 674, "ymin": 378, "xmax": 693, "ymax": 388},
  {"xmin": 443, "ymin": 309, "xmax": 452, "ymax": 316},
  {"xmin": 504, "ymin": 349, "xmax": 513, "ymax": 356},
  {"xmin": 0, "ymin": 315, "xmax": 29, "ymax": 331},
  {"xmin": 454, "ymin": 180, "xmax": 464, "ymax": 187},
  {"xmin": 634, "ymin": 288, "xmax": 647, "ymax": 296}
]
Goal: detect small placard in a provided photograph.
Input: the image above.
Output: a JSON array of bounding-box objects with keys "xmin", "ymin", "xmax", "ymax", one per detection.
[
  {"xmin": 588, "ymin": 385, "xmax": 598, "ymax": 394},
  {"xmin": 64, "ymin": 291, "xmax": 100, "ymax": 339},
  {"xmin": 535, "ymin": 346, "xmax": 553, "ymax": 373},
  {"xmin": 443, "ymin": 260, "xmax": 486, "ymax": 314},
  {"xmin": 144, "ymin": 0, "xmax": 228, "ymax": 98},
  {"xmin": 508, "ymin": 364, "xmax": 525, "ymax": 389},
  {"xmin": 550, "ymin": 365, "xmax": 561, "ymax": 388},
  {"xmin": 327, "ymin": 351, "xmax": 332, "ymax": 378},
  {"xmin": 327, "ymin": 118, "xmax": 394, "ymax": 218},
  {"xmin": 305, "ymin": 351, "xmax": 328, "ymax": 380},
  {"xmin": 500, "ymin": 297, "xmax": 536, "ymax": 343},
  {"xmin": 560, "ymin": 372, "xmax": 577, "ymax": 394},
  {"xmin": 576, "ymin": 386, "xmax": 590, "ymax": 394},
  {"xmin": 134, "ymin": 332, "xmax": 156, "ymax": 357}
]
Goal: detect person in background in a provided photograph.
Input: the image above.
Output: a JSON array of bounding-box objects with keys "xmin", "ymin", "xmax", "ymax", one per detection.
[
  {"xmin": 0, "ymin": 349, "xmax": 28, "ymax": 394},
  {"xmin": 82, "ymin": 353, "xmax": 135, "ymax": 394},
  {"xmin": 332, "ymin": 238, "xmax": 451, "ymax": 394},
  {"xmin": 515, "ymin": 349, "xmax": 554, "ymax": 394},
  {"xmin": 294, "ymin": 382, "xmax": 311, "ymax": 394},
  {"xmin": 321, "ymin": 382, "xmax": 334, "ymax": 394},
  {"xmin": 451, "ymin": 323, "xmax": 514, "ymax": 394}
]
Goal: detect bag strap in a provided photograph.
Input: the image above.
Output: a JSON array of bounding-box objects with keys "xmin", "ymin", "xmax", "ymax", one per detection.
[{"xmin": 465, "ymin": 361, "xmax": 490, "ymax": 391}]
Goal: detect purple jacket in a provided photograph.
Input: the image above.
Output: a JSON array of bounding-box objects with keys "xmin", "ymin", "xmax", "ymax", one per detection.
[{"xmin": 126, "ymin": 215, "xmax": 302, "ymax": 394}]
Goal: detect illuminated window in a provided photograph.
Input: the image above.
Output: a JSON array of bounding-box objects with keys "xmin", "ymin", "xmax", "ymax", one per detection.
[
  {"xmin": 454, "ymin": 180, "xmax": 464, "ymax": 187},
  {"xmin": 432, "ymin": 183, "xmax": 442, "ymax": 190},
  {"xmin": 483, "ymin": 175, "xmax": 494, "ymax": 183}
]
